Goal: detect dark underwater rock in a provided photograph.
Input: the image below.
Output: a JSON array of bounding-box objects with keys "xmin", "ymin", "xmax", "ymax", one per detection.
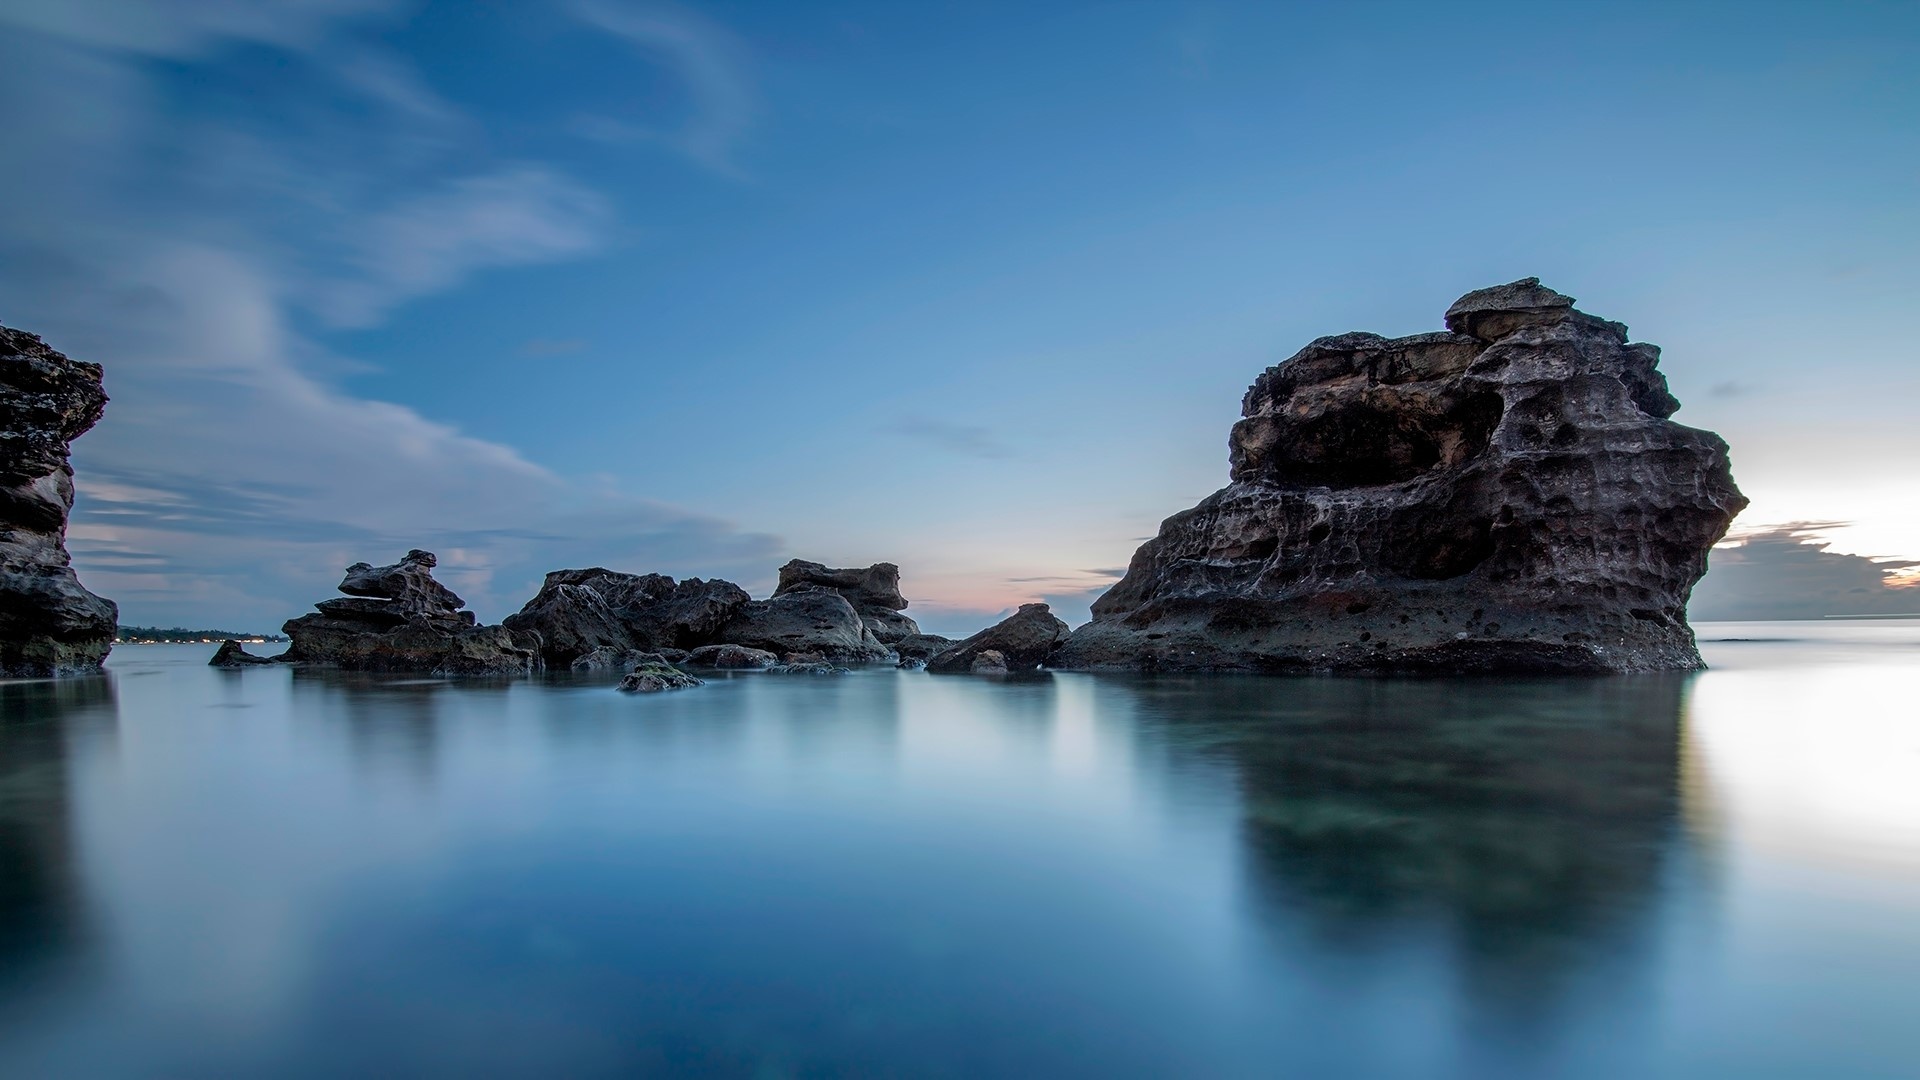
[
  {"xmin": 926, "ymin": 603, "xmax": 1070, "ymax": 673},
  {"xmin": 718, "ymin": 587, "xmax": 891, "ymax": 663},
  {"xmin": 1055, "ymin": 278, "xmax": 1747, "ymax": 674},
  {"xmin": 208, "ymin": 640, "xmax": 274, "ymax": 667},
  {"xmin": 282, "ymin": 550, "xmax": 540, "ymax": 676},
  {"xmin": 0, "ymin": 325, "xmax": 117, "ymax": 677},
  {"xmin": 773, "ymin": 559, "xmax": 921, "ymax": 643}
]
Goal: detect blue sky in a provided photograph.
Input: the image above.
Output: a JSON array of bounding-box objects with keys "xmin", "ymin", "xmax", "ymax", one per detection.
[{"xmin": 2, "ymin": 0, "xmax": 1916, "ymax": 634}]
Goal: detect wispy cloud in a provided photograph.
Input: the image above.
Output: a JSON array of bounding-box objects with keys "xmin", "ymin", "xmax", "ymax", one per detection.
[
  {"xmin": 1691, "ymin": 521, "xmax": 1920, "ymax": 621},
  {"xmin": 885, "ymin": 417, "xmax": 1013, "ymax": 460},
  {"xmin": 566, "ymin": 0, "xmax": 756, "ymax": 174},
  {"xmin": 0, "ymin": 1, "xmax": 779, "ymax": 628}
]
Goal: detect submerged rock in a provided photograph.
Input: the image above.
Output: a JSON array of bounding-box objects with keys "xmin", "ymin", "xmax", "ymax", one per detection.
[
  {"xmin": 618, "ymin": 660, "xmax": 704, "ymax": 693},
  {"xmin": 1056, "ymin": 279, "xmax": 1747, "ymax": 674},
  {"xmin": 208, "ymin": 640, "xmax": 274, "ymax": 667},
  {"xmin": 717, "ymin": 587, "xmax": 891, "ymax": 663},
  {"xmin": 282, "ymin": 550, "xmax": 541, "ymax": 676},
  {"xmin": 773, "ymin": 559, "xmax": 921, "ymax": 643},
  {"xmin": 0, "ymin": 326, "xmax": 117, "ymax": 677},
  {"xmin": 926, "ymin": 603, "xmax": 1070, "ymax": 673},
  {"xmin": 569, "ymin": 645, "xmax": 654, "ymax": 674},
  {"xmin": 503, "ymin": 568, "xmax": 749, "ymax": 666},
  {"xmin": 683, "ymin": 643, "xmax": 779, "ymax": 669}
]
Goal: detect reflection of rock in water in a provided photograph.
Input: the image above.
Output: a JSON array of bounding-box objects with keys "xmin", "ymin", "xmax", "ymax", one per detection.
[
  {"xmin": 0, "ymin": 677, "xmax": 116, "ymax": 989},
  {"xmin": 1136, "ymin": 675, "xmax": 1687, "ymax": 1015},
  {"xmin": 289, "ymin": 667, "xmax": 458, "ymax": 782}
]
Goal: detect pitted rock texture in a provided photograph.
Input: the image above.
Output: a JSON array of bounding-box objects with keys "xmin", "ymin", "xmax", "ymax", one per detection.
[
  {"xmin": 926, "ymin": 603, "xmax": 1070, "ymax": 673},
  {"xmin": 503, "ymin": 568, "xmax": 749, "ymax": 666},
  {"xmin": 0, "ymin": 326, "xmax": 117, "ymax": 677},
  {"xmin": 282, "ymin": 550, "xmax": 540, "ymax": 676},
  {"xmin": 773, "ymin": 559, "xmax": 921, "ymax": 644},
  {"xmin": 1056, "ymin": 279, "xmax": 1747, "ymax": 674}
]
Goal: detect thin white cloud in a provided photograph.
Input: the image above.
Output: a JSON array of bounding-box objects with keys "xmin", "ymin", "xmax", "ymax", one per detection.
[{"xmin": 566, "ymin": 0, "xmax": 756, "ymax": 174}]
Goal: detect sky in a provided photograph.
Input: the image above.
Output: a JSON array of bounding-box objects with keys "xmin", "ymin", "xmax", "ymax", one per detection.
[{"xmin": 1, "ymin": 0, "xmax": 1916, "ymax": 635}]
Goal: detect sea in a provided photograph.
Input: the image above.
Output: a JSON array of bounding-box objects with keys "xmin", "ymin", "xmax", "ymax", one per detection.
[{"xmin": 2, "ymin": 621, "xmax": 1916, "ymax": 1078}]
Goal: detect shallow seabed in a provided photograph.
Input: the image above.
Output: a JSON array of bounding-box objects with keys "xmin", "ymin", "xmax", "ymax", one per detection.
[{"xmin": 2, "ymin": 622, "xmax": 1916, "ymax": 1078}]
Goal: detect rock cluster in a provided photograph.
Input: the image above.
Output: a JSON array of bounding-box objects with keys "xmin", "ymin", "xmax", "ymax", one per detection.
[
  {"xmin": 926, "ymin": 603, "xmax": 1070, "ymax": 674},
  {"xmin": 0, "ymin": 326, "xmax": 117, "ymax": 677},
  {"xmin": 773, "ymin": 560, "xmax": 920, "ymax": 643},
  {"xmin": 503, "ymin": 568, "xmax": 748, "ymax": 667},
  {"xmin": 1057, "ymin": 279, "xmax": 1747, "ymax": 674},
  {"xmin": 281, "ymin": 550, "xmax": 540, "ymax": 676}
]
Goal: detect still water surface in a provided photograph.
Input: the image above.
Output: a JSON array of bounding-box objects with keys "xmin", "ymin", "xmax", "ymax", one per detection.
[{"xmin": 2, "ymin": 623, "xmax": 1917, "ymax": 1077}]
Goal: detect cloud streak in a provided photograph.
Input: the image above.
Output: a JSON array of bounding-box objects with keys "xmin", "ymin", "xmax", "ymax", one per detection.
[
  {"xmin": 566, "ymin": 0, "xmax": 756, "ymax": 174},
  {"xmin": 1690, "ymin": 522, "xmax": 1919, "ymax": 621}
]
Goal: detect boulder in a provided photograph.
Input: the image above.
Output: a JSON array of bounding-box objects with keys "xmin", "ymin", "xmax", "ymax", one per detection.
[
  {"xmin": 503, "ymin": 568, "xmax": 749, "ymax": 665},
  {"xmin": 282, "ymin": 550, "xmax": 541, "ymax": 676},
  {"xmin": 618, "ymin": 660, "xmax": 704, "ymax": 693},
  {"xmin": 774, "ymin": 559, "xmax": 921, "ymax": 644},
  {"xmin": 683, "ymin": 643, "xmax": 779, "ymax": 669},
  {"xmin": 717, "ymin": 587, "xmax": 891, "ymax": 663},
  {"xmin": 926, "ymin": 603, "xmax": 1070, "ymax": 673},
  {"xmin": 208, "ymin": 640, "xmax": 274, "ymax": 667},
  {"xmin": 1056, "ymin": 279, "xmax": 1747, "ymax": 674},
  {"xmin": 0, "ymin": 326, "xmax": 117, "ymax": 677},
  {"xmin": 969, "ymin": 650, "xmax": 1009, "ymax": 674},
  {"xmin": 892, "ymin": 633, "xmax": 955, "ymax": 663}
]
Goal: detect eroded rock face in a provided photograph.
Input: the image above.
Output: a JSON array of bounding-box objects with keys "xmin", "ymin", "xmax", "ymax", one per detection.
[
  {"xmin": 503, "ymin": 568, "xmax": 750, "ymax": 666},
  {"xmin": 926, "ymin": 603, "xmax": 1070, "ymax": 673},
  {"xmin": 774, "ymin": 559, "xmax": 921, "ymax": 644},
  {"xmin": 1057, "ymin": 279, "xmax": 1746, "ymax": 674},
  {"xmin": 718, "ymin": 587, "xmax": 891, "ymax": 663},
  {"xmin": 282, "ymin": 550, "xmax": 540, "ymax": 676},
  {"xmin": 0, "ymin": 326, "xmax": 117, "ymax": 677}
]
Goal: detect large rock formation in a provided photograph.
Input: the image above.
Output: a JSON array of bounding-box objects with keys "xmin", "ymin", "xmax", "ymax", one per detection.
[
  {"xmin": 503, "ymin": 568, "xmax": 749, "ymax": 667},
  {"xmin": 1057, "ymin": 279, "xmax": 1746, "ymax": 674},
  {"xmin": 717, "ymin": 587, "xmax": 891, "ymax": 663},
  {"xmin": 926, "ymin": 603, "xmax": 1070, "ymax": 673},
  {"xmin": 773, "ymin": 560, "xmax": 921, "ymax": 643},
  {"xmin": 281, "ymin": 550, "xmax": 540, "ymax": 676},
  {"xmin": 0, "ymin": 326, "xmax": 117, "ymax": 677}
]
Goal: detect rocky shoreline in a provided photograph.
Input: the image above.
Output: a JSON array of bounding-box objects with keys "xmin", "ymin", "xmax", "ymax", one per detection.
[{"xmin": 8, "ymin": 279, "xmax": 1747, "ymax": 687}]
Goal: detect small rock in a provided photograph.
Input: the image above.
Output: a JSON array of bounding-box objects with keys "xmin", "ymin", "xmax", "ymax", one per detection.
[
  {"xmin": 927, "ymin": 604, "xmax": 1070, "ymax": 673},
  {"xmin": 208, "ymin": 639, "xmax": 274, "ymax": 667},
  {"xmin": 617, "ymin": 661, "xmax": 704, "ymax": 693},
  {"xmin": 970, "ymin": 649, "xmax": 1009, "ymax": 674},
  {"xmin": 684, "ymin": 643, "xmax": 779, "ymax": 669}
]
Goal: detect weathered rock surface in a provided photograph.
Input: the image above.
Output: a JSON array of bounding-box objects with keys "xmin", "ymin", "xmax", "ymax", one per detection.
[
  {"xmin": 773, "ymin": 559, "xmax": 921, "ymax": 643},
  {"xmin": 282, "ymin": 550, "xmax": 541, "ymax": 676},
  {"xmin": 1056, "ymin": 279, "xmax": 1746, "ymax": 674},
  {"xmin": 969, "ymin": 649, "xmax": 1009, "ymax": 674},
  {"xmin": 0, "ymin": 326, "xmax": 117, "ymax": 677},
  {"xmin": 618, "ymin": 660, "xmax": 704, "ymax": 693},
  {"xmin": 208, "ymin": 640, "xmax": 274, "ymax": 667},
  {"xmin": 503, "ymin": 568, "xmax": 749, "ymax": 666},
  {"xmin": 569, "ymin": 645, "xmax": 654, "ymax": 674},
  {"xmin": 926, "ymin": 603, "xmax": 1070, "ymax": 673},
  {"xmin": 718, "ymin": 587, "xmax": 891, "ymax": 663},
  {"xmin": 684, "ymin": 643, "xmax": 779, "ymax": 669},
  {"xmin": 893, "ymin": 633, "xmax": 956, "ymax": 668}
]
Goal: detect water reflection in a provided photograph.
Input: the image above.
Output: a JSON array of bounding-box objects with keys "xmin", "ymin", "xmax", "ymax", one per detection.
[
  {"xmin": 0, "ymin": 677, "xmax": 116, "ymax": 989},
  {"xmin": 1114, "ymin": 675, "xmax": 1691, "ymax": 1021}
]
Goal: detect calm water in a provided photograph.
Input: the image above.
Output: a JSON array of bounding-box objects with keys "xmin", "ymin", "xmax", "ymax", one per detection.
[{"xmin": 2, "ymin": 624, "xmax": 1917, "ymax": 1078}]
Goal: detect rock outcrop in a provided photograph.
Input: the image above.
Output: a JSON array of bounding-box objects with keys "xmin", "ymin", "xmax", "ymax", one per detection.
[
  {"xmin": 618, "ymin": 659, "xmax": 704, "ymax": 693},
  {"xmin": 893, "ymin": 633, "xmax": 956, "ymax": 668},
  {"xmin": 503, "ymin": 568, "xmax": 749, "ymax": 667},
  {"xmin": 1056, "ymin": 279, "xmax": 1746, "ymax": 674},
  {"xmin": 208, "ymin": 640, "xmax": 274, "ymax": 667},
  {"xmin": 0, "ymin": 326, "xmax": 117, "ymax": 677},
  {"xmin": 281, "ymin": 550, "xmax": 541, "ymax": 676},
  {"xmin": 773, "ymin": 560, "xmax": 921, "ymax": 643},
  {"xmin": 684, "ymin": 643, "xmax": 779, "ymax": 669},
  {"xmin": 717, "ymin": 587, "xmax": 891, "ymax": 663},
  {"xmin": 926, "ymin": 603, "xmax": 1070, "ymax": 673}
]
